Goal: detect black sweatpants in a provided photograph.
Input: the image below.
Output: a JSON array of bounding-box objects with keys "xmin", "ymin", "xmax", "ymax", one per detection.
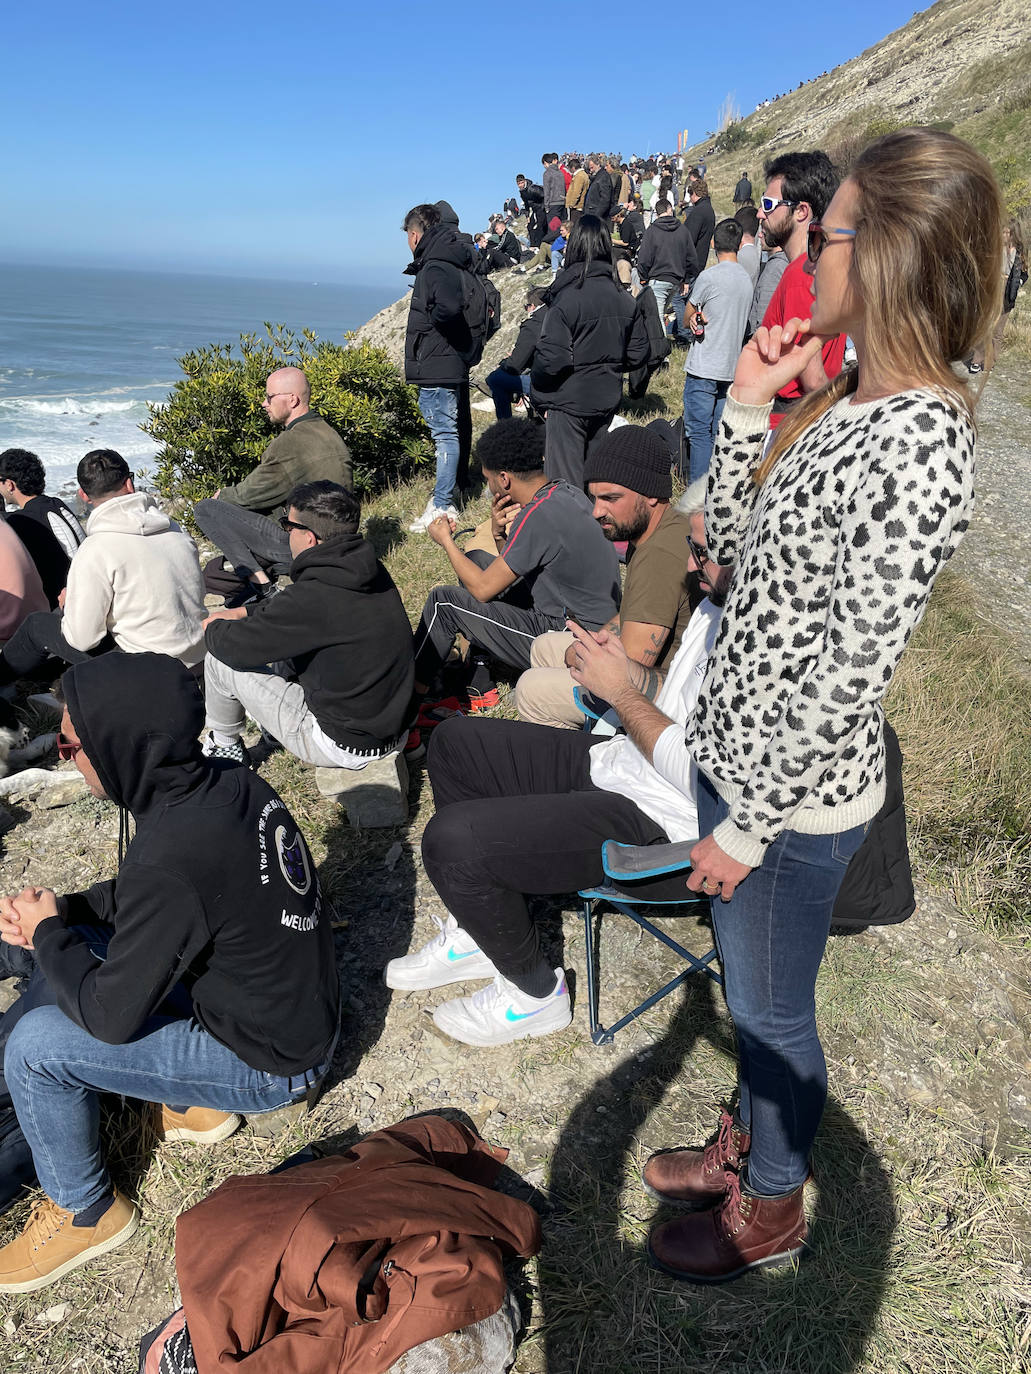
[
  {"xmin": 0, "ymin": 611, "xmax": 107, "ymax": 686},
  {"xmin": 422, "ymin": 716, "xmax": 666, "ymax": 993}
]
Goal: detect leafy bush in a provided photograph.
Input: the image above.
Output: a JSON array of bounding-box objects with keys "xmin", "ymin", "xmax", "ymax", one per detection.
[
  {"xmin": 143, "ymin": 325, "xmax": 430, "ymax": 514},
  {"xmin": 717, "ymin": 119, "xmax": 750, "ymax": 152}
]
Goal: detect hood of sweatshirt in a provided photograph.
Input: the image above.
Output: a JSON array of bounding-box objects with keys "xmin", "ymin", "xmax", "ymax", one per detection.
[
  {"xmin": 410, "ymin": 223, "xmax": 475, "ymax": 273},
  {"xmin": 652, "ymin": 216, "xmax": 682, "ymax": 234},
  {"xmin": 63, "ymin": 652, "xmax": 207, "ymax": 815},
  {"xmin": 85, "ymin": 491, "xmax": 173, "ymax": 537},
  {"xmin": 289, "ymin": 531, "xmax": 385, "ymax": 591}
]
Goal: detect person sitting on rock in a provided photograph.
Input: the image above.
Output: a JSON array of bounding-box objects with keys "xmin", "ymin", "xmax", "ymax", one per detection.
[
  {"xmin": 515, "ymin": 427, "xmax": 698, "ymax": 730},
  {"xmin": 194, "ymin": 366, "xmax": 353, "ymax": 603},
  {"xmin": 202, "ymin": 481, "xmax": 414, "ymax": 772},
  {"xmin": 384, "ymin": 537, "xmax": 732, "ymax": 1046},
  {"xmin": 413, "ymin": 419, "xmax": 620, "ymax": 712},
  {"xmin": 0, "ymin": 651, "xmax": 340, "ymax": 1293},
  {"xmin": 0, "ymin": 448, "xmax": 205, "ymax": 687},
  {"xmin": 485, "ymin": 287, "xmax": 547, "ymax": 420}
]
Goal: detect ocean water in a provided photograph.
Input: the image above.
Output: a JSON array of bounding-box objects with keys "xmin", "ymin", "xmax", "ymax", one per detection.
[{"xmin": 0, "ymin": 264, "xmax": 397, "ymax": 490}]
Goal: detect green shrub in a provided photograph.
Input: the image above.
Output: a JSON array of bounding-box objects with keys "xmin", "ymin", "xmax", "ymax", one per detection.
[
  {"xmin": 142, "ymin": 325, "xmax": 430, "ymax": 515},
  {"xmin": 718, "ymin": 119, "xmax": 750, "ymax": 152}
]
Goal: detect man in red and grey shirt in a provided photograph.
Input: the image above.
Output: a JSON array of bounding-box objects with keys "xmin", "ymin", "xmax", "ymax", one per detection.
[
  {"xmin": 413, "ymin": 419, "xmax": 620, "ymax": 706},
  {"xmin": 754, "ymin": 150, "xmax": 846, "ymax": 426}
]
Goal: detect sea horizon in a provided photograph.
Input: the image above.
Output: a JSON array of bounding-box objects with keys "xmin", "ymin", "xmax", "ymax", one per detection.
[{"xmin": 0, "ymin": 262, "xmax": 401, "ymax": 491}]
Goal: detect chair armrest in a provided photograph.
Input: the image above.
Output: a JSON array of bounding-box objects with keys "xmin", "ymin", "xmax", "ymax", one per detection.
[{"xmin": 602, "ymin": 839, "xmax": 696, "ymax": 881}]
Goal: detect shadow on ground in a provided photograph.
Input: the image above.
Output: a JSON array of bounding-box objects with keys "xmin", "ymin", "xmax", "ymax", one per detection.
[{"xmin": 539, "ymin": 975, "xmax": 896, "ymax": 1373}]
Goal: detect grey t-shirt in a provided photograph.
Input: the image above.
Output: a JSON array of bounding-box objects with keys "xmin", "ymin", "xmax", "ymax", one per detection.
[
  {"xmin": 685, "ymin": 260, "xmax": 753, "ymax": 382},
  {"xmin": 748, "ymin": 250, "xmax": 790, "ymax": 335},
  {"xmin": 737, "ymin": 241, "xmax": 761, "ymax": 288},
  {"xmin": 502, "ymin": 480, "xmax": 621, "ymax": 630}
]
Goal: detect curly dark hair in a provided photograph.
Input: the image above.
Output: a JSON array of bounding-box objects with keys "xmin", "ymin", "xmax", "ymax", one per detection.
[
  {"xmin": 0, "ymin": 448, "xmax": 46, "ymax": 496},
  {"xmin": 474, "ymin": 419, "xmax": 545, "ymax": 475}
]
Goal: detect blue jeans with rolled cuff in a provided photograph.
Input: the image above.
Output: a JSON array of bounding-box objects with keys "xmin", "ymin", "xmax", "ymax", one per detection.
[
  {"xmin": 697, "ymin": 772, "xmax": 869, "ymax": 1195},
  {"xmin": 3, "ymin": 927, "xmax": 334, "ymax": 1214},
  {"xmin": 418, "ymin": 385, "xmax": 461, "ymax": 510}
]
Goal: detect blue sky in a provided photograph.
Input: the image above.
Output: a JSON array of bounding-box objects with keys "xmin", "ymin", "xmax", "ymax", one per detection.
[{"xmin": 3, "ymin": 0, "xmax": 921, "ymax": 287}]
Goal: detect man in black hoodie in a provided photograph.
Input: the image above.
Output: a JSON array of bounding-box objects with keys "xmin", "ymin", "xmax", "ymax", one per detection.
[
  {"xmin": 403, "ymin": 203, "xmax": 478, "ymax": 531},
  {"xmin": 202, "ymin": 481, "xmax": 414, "ymax": 770},
  {"xmin": 636, "ymin": 198, "xmax": 700, "ymax": 321},
  {"xmin": 0, "ymin": 652, "xmax": 340, "ymax": 1291}
]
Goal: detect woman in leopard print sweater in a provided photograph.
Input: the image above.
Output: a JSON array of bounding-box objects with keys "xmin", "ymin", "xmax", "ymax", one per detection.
[{"xmin": 645, "ymin": 129, "xmax": 1005, "ymax": 1284}]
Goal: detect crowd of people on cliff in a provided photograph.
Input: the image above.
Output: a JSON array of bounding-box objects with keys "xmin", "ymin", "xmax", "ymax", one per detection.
[{"xmin": 0, "ymin": 123, "xmax": 1018, "ymax": 1361}]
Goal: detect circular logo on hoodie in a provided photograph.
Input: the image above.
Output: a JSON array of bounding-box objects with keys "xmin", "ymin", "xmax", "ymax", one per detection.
[{"xmin": 275, "ymin": 825, "xmax": 312, "ymax": 896}]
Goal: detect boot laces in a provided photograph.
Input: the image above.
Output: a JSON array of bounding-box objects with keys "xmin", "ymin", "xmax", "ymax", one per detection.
[
  {"xmin": 24, "ymin": 1197, "xmax": 68, "ymax": 1251},
  {"xmin": 702, "ymin": 1108, "xmax": 738, "ymax": 1176},
  {"xmin": 717, "ymin": 1168, "xmax": 750, "ymax": 1238}
]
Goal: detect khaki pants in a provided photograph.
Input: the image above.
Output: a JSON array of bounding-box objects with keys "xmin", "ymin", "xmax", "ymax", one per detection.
[{"xmin": 513, "ymin": 630, "xmax": 583, "ymax": 729}]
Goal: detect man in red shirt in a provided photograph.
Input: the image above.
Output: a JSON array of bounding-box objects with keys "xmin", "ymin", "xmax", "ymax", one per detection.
[{"xmin": 757, "ymin": 151, "xmax": 845, "ymax": 426}]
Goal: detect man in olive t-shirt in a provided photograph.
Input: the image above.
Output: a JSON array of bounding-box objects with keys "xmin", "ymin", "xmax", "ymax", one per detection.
[{"xmin": 515, "ymin": 425, "xmax": 696, "ymax": 729}]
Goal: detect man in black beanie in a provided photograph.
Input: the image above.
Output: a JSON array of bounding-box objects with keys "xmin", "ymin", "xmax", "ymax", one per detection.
[{"xmin": 515, "ymin": 425, "xmax": 696, "ymax": 728}]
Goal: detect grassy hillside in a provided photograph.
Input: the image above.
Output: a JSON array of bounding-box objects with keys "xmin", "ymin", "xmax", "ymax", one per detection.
[{"xmin": 693, "ymin": 0, "xmax": 1031, "ymax": 218}]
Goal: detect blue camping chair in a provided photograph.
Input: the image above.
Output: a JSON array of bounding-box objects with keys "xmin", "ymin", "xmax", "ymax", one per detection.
[{"xmin": 572, "ymin": 687, "xmax": 723, "ymax": 1045}]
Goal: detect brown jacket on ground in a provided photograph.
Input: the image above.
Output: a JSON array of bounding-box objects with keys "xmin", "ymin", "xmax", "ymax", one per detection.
[{"xmin": 175, "ymin": 1116, "xmax": 541, "ymax": 1374}]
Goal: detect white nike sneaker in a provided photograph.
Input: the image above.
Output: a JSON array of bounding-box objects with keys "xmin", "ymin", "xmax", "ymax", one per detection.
[
  {"xmin": 384, "ymin": 914, "xmax": 497, "ymax": 990},
  {"xmin": 432, "ymin": 969, "xmax": 572, "ymax": 1046}
]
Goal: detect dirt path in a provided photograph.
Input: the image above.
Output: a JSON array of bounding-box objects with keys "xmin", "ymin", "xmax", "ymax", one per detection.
[{"xmin": 952, "ymin": 358, "xmax": 1031, "ymax": 666}]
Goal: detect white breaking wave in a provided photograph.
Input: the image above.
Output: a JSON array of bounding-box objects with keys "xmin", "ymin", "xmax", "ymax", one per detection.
[{"xmin": 0, "ymin": 396, "xmax": 139, "ymax": 418}]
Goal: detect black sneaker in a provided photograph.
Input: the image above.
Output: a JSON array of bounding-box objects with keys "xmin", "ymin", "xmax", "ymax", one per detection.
[{"xmin": 201, "ymin": 732, "xmax": 252, "ymax": 767}]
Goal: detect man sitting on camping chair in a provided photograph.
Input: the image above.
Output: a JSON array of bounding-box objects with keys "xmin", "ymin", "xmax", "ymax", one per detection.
[{"xmin": 383, "ymin": 506, "xmax": 733, "ymax": 1048}]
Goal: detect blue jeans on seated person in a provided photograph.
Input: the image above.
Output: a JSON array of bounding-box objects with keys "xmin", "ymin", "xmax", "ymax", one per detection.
[
  {"xmin": 696, "ymin": 772, "xmax": 868, "ymax": 1196},
  {"xmin": 3, "ymin": 927, "xmax": 332, "ymax": 1214},
  {"xmin": 485, "ymin": 368, "xmax": 531, "ymax": 420},
  {"xmin": 683, "ymin": 373, "xmax": 731, "ymax": 483},
  {"xmin": 417, "ymin": 385, "xmax": 460, "ymax": 510}
]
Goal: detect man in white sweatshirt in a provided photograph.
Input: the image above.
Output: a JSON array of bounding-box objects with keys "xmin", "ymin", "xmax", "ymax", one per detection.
[{"xmin": 0, "ymin": 450, "xmax": 205, "ymax": 686}]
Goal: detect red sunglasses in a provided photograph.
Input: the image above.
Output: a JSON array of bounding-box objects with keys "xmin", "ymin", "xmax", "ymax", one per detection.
[{"xmin": 57, "ymin": 733, "xmax": 82, "ymax": 762}]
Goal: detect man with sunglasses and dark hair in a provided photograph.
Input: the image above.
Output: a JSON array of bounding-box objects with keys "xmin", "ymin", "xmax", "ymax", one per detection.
[
  {"xmin": 201, "ymin": 481, "xmax": 414, "ymax": 771},
  {"xmin": 753, "ymin": 150, "xmax": 847, "ymax": 425}
]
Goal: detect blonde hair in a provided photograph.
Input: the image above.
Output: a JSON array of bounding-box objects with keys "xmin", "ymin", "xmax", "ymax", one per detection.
[{"xmin": 755, "ymin": 128, "xmax": 1004, "ymax": 485}]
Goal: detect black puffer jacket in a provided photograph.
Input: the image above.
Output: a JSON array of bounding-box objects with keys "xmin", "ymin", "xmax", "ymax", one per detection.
[
  {"xmin": 530, "ymin": 261, "xmax": 649, "ymax": 417},
  {"xmin": 583, "ymin": 168, "xmax": 616, "ymax": 220},
  {"xmin": 404, "ymin": 224, "xmax": 476, "ymax": 386},
  {"xmin": 500, "ymin": 308, "xmax": 544, "ymax": 375},
  {"xmin": 637, "ymin": 215, "xmax": 699, "ymax": 286},
  {"xmin": 205, "ymin": 533, "xmax": 414, "ymax": 752}
]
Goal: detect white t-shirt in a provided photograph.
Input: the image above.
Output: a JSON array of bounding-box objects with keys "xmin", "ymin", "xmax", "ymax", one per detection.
[{"xmin": 588, "ymin": 600, "xmax": 721, "ymax": 842}]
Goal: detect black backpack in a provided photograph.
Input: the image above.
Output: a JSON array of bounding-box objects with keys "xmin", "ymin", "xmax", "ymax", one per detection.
[{"xmin": 460, "ymin": 271, "xmax": 502, "ymax": 366}]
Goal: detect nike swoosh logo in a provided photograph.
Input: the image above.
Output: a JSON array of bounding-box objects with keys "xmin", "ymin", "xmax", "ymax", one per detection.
[
  {"xmin": 505, "ymin": 1006, "xmax": 547, "ymax": 1022},
  {"xmin": 446, "ymin": 948, "xmax": 478, "ymax": 962}
]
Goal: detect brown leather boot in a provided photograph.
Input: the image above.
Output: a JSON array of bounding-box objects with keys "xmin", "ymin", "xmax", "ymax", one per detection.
[
  {"xmin": 642, "ymin": 1108, "xmax": 750, "ymax": 1207},
  {"xmin": 646, "ymin": 1169, "xmax": 808, "ymax": 1284}
]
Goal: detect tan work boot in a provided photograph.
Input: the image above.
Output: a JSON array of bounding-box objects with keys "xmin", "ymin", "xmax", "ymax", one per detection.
[
  {"xmin": 155, "ymin": 1105, "xmax": 241, "ymax": 1144},
  {"xmin": 0, "ymin": 1190, "xmax": 139, "ymax": 1293}
]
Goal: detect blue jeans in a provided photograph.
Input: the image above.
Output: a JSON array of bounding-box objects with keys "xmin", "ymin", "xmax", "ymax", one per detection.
[
  {"xmin": 697, "ymin": 774, "xmax": 868, "ymax": 1195},
  {"xmin": 648, "ymin": 279, "xmax": 675, "ymax": 319},
  {"xmin": 417, "ymin": 385, "xmax": 460, "ymax": 510},
  {"xmin": 4, "ymin": 930, "xmax": 331, "ymax": 1213},
  {"xmin": 683, "ymin": 373, "xmax": 731, "ymax": 483},
  {"xmin": 486, "ymin": 368, "xmax": 531, "ymax": 420}
]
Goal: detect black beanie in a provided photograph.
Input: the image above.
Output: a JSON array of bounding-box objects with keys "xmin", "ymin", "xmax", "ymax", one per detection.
[{"xmin": 582, "ymin": 425, "xmax": 672, "ymax": 499}]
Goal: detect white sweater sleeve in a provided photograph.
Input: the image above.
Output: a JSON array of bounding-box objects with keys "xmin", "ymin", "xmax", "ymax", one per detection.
[{"xmin": 61, "ymin": 545, "xmax": 113, "ymax": 651}]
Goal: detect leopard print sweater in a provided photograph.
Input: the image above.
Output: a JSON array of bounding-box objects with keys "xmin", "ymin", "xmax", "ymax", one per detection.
[{"xmin": 687, "ymin": 389, "xmax": 975, "ymax": 869}]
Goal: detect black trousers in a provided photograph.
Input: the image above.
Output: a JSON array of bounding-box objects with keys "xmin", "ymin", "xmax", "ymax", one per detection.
[
  {"xmin": 422, "ymin": 717, "xmax": 666, "ymax": 990},
  {"xmin": 0, "ymin": 611, "xmax": 108, "ymax": 686},
  {"xmin": 543, "ymin": 410, "xmax": 613, "ymax": 487},
  {"xmin": 194, "ymin": 499, "xmax": 291, "ymax": 581}
]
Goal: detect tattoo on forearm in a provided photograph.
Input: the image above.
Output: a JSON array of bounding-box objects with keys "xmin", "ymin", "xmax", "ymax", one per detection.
[{"xmin": 628, "ymin": 662, "xmax": 662, "ymax": 700}]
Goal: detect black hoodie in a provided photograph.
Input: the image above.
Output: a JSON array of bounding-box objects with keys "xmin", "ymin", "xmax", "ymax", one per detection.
[
  {"xmin": 404, "ymin": 223, "xmax": 477, "ymax": 386},
  {"xmin": 204, "ymin": 532, "xmax": 414, "ymax": 752},
  {"xmin": 31, "ymin": 654, "xmax": 339, "ymax": 1074},
  {"xmin": 636, "ymin": 215, "xmax": 700, "ymax": 287}
]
